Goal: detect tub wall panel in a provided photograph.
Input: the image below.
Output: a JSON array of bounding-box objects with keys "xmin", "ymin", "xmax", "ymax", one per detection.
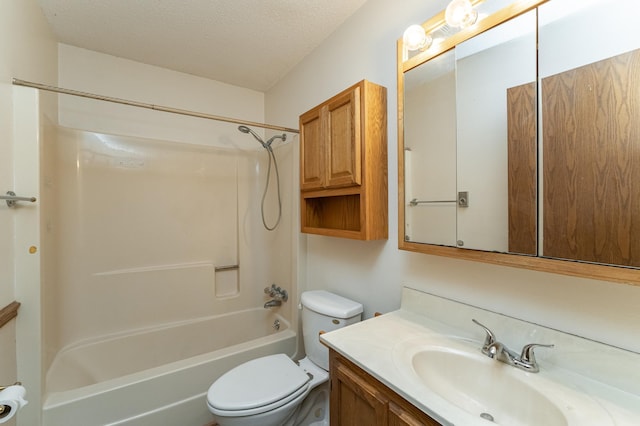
[{"xmin": 49, "ymin": 127, "xmax": 249, "ymax": 349}]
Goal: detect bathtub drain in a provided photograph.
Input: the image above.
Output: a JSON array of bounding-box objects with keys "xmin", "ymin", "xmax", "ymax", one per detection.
[
  {"xmin": 273, "ymin": 319, "xmax": 280, "ymax": 330},
  {"xmin": 480, "ymin": 412, "xmax": 495, "ymax": 422}
]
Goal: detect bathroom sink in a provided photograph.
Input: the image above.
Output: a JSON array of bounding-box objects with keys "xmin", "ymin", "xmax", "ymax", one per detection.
[
  {"xmin": 389, "ymin": 339, "xmax": 615, "ymax": 426},
  {"xmin": 411, "ymin": 348, "xmax": 567, "ymax": 425}
]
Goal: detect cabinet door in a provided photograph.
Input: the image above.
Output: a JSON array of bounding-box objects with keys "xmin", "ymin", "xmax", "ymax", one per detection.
[
  {"xmin": 300, "ymin": 107, "xmax": 326, "ymax": 191},
  {"xmin": 331, "ymin": 359, "xmax": 388, "ymax": 426},
  {"xmin": 326, "ymin": 86, "xmax": 362, "ymax": 188},
  {"xmin": 389, "ymin": 401, "xmax": 441, "ymax": 426}
]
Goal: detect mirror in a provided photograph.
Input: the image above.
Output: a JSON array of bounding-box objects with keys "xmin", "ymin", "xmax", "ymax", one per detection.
[
  {"xmin": 398, "ymin": 0, "xmax": 640, "ymax": 284},
  {"xmin": 404, "ymin": 49, "xmax": 457, "ymax": 247}
]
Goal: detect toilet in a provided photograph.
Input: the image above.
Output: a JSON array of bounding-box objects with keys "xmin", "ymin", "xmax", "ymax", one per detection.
[{"xmin": 206, "ymin": 290, "xmax": 363, "ymax": 426}]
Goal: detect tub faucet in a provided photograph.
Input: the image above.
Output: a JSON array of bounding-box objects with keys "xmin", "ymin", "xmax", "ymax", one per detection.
[
  {"xmin": 472, "ymin": 319, "xmax": 554, "ymax": 373},
  {"xmin": 263, "ymin": 284, "xmax": 288, "ymax": 309},
  {"xmin": 264, "ymin": 299, "xmax": 282, "ymax": 308}
]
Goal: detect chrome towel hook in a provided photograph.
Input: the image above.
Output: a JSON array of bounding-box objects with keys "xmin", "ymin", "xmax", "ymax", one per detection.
[{"xmin": 1, "ymin": 191, "xmax": 36, "ymax": 208}]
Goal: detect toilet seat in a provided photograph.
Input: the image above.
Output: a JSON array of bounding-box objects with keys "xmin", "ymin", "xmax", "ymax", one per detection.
[{"xmin": 207, "ymin": 354, "xmax": 311, "ymax": 417}]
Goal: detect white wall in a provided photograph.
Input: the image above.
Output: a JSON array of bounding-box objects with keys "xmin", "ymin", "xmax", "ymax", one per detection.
[
  {"xmin": 266, "ymin": 0, "xmax": 640, "ymax": 354},
  {"xmin": 58, "ymin": 44, "xmax": 264, "ymax": 147},
  {"xmin": 0, "ymin": 1, "xmax": 57, "ymax": 424}
]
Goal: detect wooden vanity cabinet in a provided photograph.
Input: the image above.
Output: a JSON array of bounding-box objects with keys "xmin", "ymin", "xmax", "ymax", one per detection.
[
  {"xmin": 300, "ymin": 80, "xmax": 388, "ymax": 240},
  {"xmin": 329, "ymin": 349, "xmax": 441, "ymax": 426}
]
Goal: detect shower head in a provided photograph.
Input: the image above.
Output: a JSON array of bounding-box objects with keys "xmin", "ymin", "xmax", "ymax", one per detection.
[{"xmin": 238, "ymin": 125, "xmax": 267, "ymax": 148}]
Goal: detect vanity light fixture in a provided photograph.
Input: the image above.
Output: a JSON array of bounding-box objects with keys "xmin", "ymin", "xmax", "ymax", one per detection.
[
  {"xmin": 403, "ymin": 0, "xmax": 479, "ymax": 52},
  {"xmin": 445, "ymin": 0, "xmax": 478, "ymax": 28},
  {"xmin": 402, "ymin": 24, "xmax": 433, "ymax": 51}
]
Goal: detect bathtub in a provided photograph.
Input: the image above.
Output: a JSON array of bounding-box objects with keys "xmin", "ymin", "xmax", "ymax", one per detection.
[{"xmin": 42, "ymin": 308, "xmax": 297, "ymax": 426}]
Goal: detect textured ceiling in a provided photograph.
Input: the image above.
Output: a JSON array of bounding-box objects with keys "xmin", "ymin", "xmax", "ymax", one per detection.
[{"xmin": 37, "ymin": 0, "xmax": 369, "ymax": 92}]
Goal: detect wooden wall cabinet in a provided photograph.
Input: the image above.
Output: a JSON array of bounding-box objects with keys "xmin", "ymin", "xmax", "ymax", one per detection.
[
  {"xmin": 330, "ymin": 349, "xmax": 442, "ymax": 426},
  {"xmin": 300, "ymin": 80, "xmax": 388, "ymax": 240}
]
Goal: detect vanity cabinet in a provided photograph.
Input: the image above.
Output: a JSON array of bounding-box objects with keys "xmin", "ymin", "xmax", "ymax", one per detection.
[
  {"xmin": 300, "ymin": 80, "xmax": 388, "ymax": 240},
  {"xmin": 329, "ymin": 349, "xmax": 441, "ymax": 426}
]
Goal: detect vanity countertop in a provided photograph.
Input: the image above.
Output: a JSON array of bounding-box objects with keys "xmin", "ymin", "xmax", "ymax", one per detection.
[{"xmin": 320, "ymin": 288, "xmax": 640, "ymax": 426}]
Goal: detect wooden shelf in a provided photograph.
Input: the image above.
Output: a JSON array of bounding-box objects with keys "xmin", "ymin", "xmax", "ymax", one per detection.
[{"xmin": 303, "ymin": 195, "xmax": 361, "ymax": 232}]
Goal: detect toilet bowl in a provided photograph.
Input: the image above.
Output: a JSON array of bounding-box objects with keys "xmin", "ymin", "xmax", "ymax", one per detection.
[{"xmin": 206, "ymin": 290, "xmax": 362, "ymax": 426}]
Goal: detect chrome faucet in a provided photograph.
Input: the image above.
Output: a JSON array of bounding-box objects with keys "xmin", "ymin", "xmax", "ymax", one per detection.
[
  {"xmin": 472, "ymin": 319, "xmax": 554, "ymax": 373},
  {"xmin": 263, "ymin": 284, "xmax": 288, "ymax": 309},
  {"xmin": 264, "ymin": 299, "xmax": 282, "ymax": 308}
]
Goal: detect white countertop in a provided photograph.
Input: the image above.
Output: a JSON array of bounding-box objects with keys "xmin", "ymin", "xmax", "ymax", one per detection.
[{"xmin": 320, "ymin": 288, "xmax": 640, "ymax": 426}]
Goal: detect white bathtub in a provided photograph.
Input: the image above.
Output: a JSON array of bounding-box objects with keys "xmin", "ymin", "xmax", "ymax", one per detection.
[{"xmin": 42, "ymin": 308, "xmax": 296, "ymax": 426}]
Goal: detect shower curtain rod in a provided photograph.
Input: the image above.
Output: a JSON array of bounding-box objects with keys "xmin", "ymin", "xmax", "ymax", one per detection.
[{"xmin": 12, "ymin": 78, "xmax": 299, "ymax": 134}]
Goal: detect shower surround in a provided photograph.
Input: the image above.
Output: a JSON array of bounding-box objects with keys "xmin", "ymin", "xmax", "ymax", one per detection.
[
  {"xmin": 42, "ymin": 126, "xmax": 296, "ymax": 426},
  {"xmin": 13, "ymin": 44, "xmax": 299, "ymax": 426},
  {"xmin": 14, "ymin": 78, "xmax": 297, "ymax": 424},
  {"xmin": 47, "ymin": 127, "xmax": 246, "ymax": 347}
]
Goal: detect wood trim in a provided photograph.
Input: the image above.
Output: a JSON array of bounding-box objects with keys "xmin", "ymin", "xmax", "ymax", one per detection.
[
  {"xmin": 301, "ymin": 185, "xmax": 362, "ymax": 199},
  {"xmin": 398, "ymin": 242, "xmax": 640, "ymax": 286},
  {"xmin": 0, "ymin": 302, "xmax": 20, "ymax": 329},
  {"xmin": 397, "ymin": 38, "xmax": 407, "ymax": 252},
  {"xmin": 361, "ymin": 80, "xmax": 389, "ymax": 241}
]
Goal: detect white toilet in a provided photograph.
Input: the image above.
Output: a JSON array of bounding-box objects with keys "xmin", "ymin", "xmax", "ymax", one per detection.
[{"xmin": 206, "ymin": 290, "xmax": 363, "ymax": 426}]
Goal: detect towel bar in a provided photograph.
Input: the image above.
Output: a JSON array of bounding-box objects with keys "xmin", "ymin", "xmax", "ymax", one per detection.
[{"xmin": 1, "ymin": 191, "xmax": 36, "ymax": 207}]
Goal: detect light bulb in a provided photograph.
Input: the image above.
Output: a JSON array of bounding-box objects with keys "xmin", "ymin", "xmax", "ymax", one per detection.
[
  {"xmin": 403, "ymin": 25, "xmax": 433, "ymax": 51},
  {"xmin": 445, "ymin": 0, "xmax": 478, "ymax": 28}
]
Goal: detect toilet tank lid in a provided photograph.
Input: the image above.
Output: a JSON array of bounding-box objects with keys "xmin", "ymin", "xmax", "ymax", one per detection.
[{"xmin": 301, "ymin": 290, "xmax": 363, "ymax": 319}]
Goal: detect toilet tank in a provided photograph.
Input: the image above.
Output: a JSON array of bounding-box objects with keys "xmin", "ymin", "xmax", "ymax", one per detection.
[{"xmin": 301, "ymin": 290, "xmax": 363, "ymax": 371}]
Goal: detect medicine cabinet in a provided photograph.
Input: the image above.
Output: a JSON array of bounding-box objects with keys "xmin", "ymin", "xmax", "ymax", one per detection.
[{"xmin": 398, "ymin": 0, "xmax": 640, "ymax": 285}]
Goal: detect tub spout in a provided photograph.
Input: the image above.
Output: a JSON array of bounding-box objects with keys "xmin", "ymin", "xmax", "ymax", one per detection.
[{"xmin": 264, "ymin": 299, "xmax": 282, "ymax": 309}]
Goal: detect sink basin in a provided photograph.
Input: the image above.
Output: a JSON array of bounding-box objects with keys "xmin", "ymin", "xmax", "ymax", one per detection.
[
  {"xmin": 390, "ymin": 339, "xmax": 615, "ymax": 426},
  {"xmin": 411, "ymin": 348, "xmax": 567, "ymax": 425}
]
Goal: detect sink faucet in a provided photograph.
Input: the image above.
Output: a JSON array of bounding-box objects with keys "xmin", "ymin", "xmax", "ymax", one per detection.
[{"xmin": 472, "ymin": 319, "xmax": 554, "ymax": 373}]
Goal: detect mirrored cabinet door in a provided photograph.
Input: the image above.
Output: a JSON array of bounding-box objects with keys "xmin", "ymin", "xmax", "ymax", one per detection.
[
  {"xmin": 402, "ymin": 9, "xmax": 537, "ymax": 254},
  {"xmin": 404, "ymin": 50, "xmax": 457, "ymax": 246},
  {"xmin": 455, "ymin": 10, "xmax": 537, "ymax": 253},
  {"xmin": 539, "ymin": 0, "xmax": 640, "ymax": 267}
]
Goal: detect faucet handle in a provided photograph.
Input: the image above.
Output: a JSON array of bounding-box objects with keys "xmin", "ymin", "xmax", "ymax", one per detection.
[
  {"xmin": 472, "ymin": 319, "xmax": 497, "ymax": 348},
  {"xmin": 273, "ymin": 289, "xmax": 288, "ymax": 302},
  {"xmin": 520, "ymin": 343, "xmax": 554, "ymax": 364},
  {"xmin": 264, "ymin": 284, "xmax": 278, "ymax": 297}
]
